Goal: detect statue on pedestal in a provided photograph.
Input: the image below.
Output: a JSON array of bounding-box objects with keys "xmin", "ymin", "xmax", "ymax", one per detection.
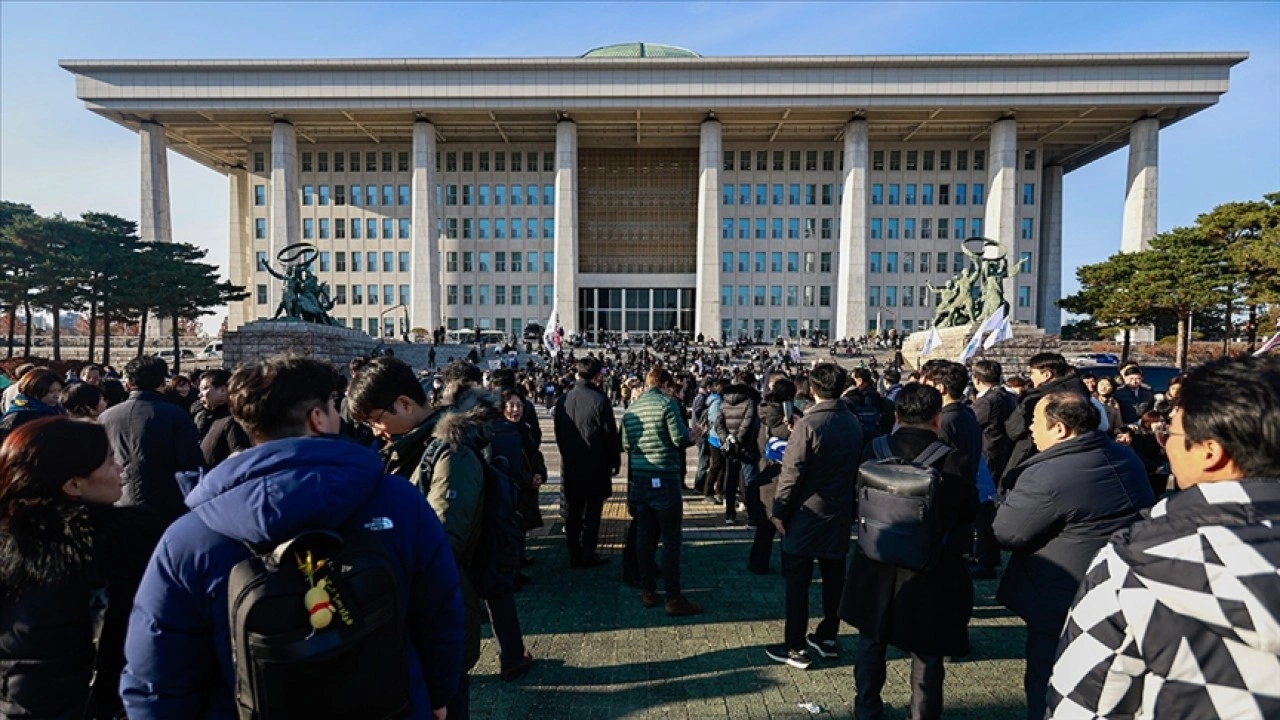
[
  {"xmin": 260, "ymin": 243, "xmax": 338, "ymax": 326},
  {"xmin": 930, "ymin": 238, "xmax": 1024, "ymax": 328}
]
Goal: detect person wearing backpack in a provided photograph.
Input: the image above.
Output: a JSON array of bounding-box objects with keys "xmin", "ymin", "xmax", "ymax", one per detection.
[
  {"xmin": 766, "ymin": 364, "xmax": 863, "ymax": 670},
  {"xmin": 841, "ymin": 368, "xmax": 893, "ymax": 447},
  {"xmin": 840, "ymin": 383, "xmax": 977, "ymax": 720},
  {"xmin": 120, "ymin": 355, "xmax": 465, "ymax": 720}
]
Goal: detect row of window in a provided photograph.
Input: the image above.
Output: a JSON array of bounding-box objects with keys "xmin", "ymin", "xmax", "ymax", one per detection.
[
  {"xmin": 445, "ymin": 251, "xmax": 555, "ymax": 274},
  {"xmin": 442, "ymin": 184, "xmax": 554, "ymax": 207},
  {"xmin": 868, "ymin": 217, "xmax": 986, "ymax": 241},
  {"xmin": 867, "ymin": 251, "xmax": 1034, "ymax": 275},
  {"xmin": 722, "ymin": 183, "xmax": 843, "ymax": 207},
  {"xmin": 864, "ymin": 285, "xmax": 1033, "ymax": 308},
  {"xmin": 720, "ymin": 217, "xmax": 834, "ymax": 241},
  {"xmin": 720, "ymin": 318, "xmax": 836, "ymax": 340},
  {"xmin": 255, "ymin": 250, "xmax": 411, "ymax": 274},
  {"xmin": 871, "ymin": 183, "xmax": 988, "ymax": 206},
  {"xmin": 446, "ymin": 285, "xmax": 555, "ymax": 306},
  {"xmin": 721, "ymin": 285, "xmax": 833, "ymax": 308},
  {"xmin": 255, "ymin": 283, "xmax": 410, "ymax": 307},
  {"xmin": 442, "ymin": 217, "xmax": 554, "ymax": 240},
  {"xmin": 251, "ymin": 150, "xmax": 557, "ymax": 175},
  {"xmin": 253, "ymin": 217, "xmax": 412, "ymax": 241},
  {"xmin": 720, "ymin": 251, "xmax": 834, "ymax": 274}
]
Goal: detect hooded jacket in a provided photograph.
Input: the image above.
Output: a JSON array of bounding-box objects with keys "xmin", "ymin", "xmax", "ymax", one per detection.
[
  {"xmin": 0, "ymin": 394, "xmax": 62, "ymax": 442},
  {"xmin": 715, "ymin": 383, "xmax": 761, "ymax": 462},
  {"xmin": 119, "ymin": 437, "xmax": 465, "ymax": 720},
  {"xmin": 1, "ymin": 504, "xmax": 159, "ymax": 720},
  {"xmin": 1048, "ymin": 478, "xmax": 1280, "ymax": 720}
]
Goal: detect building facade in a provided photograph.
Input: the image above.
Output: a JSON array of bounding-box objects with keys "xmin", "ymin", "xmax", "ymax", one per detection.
[{"xmin": 62, "ymin": 45, "xmax": 1245, "ymax": 341}]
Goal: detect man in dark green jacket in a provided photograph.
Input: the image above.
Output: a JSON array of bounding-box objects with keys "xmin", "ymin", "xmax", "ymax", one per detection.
[{"xmin": 621, "ymin": 368, "xmax": 703, "ymax": 617}]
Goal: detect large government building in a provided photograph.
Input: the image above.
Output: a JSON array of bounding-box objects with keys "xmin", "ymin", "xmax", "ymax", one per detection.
[{"xmin": 63, "ymin": 44, "xmax": 1245, "ymax": 341}]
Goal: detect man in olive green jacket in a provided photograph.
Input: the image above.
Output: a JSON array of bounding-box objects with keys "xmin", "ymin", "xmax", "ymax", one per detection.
[{"xmin": 620, "ymin": 368, "xmax": 703, "ymax": 617}]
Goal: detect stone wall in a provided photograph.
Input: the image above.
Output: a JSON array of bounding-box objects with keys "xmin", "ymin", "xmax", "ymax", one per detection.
[
  {"xmin": 902, "ymin": 324, "xmax": 1059, "ymax": 377},
  {"xmin": 222, "ymin": 320, "xmax": 379, "ymax": 369}
]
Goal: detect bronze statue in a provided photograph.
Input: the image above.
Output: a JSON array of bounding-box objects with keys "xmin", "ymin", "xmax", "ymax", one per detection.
[
  {"xmin": 261, "ymin": 243, "xmax": 338, "ymax": 325},
  {"xmin": 930, "ymin": 237, "xmax": 1022, "ymax": 329}
]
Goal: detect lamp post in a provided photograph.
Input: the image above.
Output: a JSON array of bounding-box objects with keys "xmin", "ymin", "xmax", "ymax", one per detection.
[{"xmin": 380, "ymin": 304, "xmax": 410, "ymax": 343}]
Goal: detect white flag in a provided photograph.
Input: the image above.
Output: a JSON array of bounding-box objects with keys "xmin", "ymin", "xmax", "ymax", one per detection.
[
  {"xmin": 984, "ymin": 317, "xmax": 1014, "ymax": 349},
  {"xmin": 975, "ymin": 305, "xmax": 1006, "ymax": 338},
  {"xmin": 920, "ymin": 327, "xmax": 942, "ymax": 356},
  {"xmin": 543, "ymin": 308, "xmax": 562, "ymax": 355},
  {"xmin": 957, "ymin": 329, "xmax": 984, "ymax": 363},
  {"xmin": 1255, "ymin": 330, "xmax": 1280, "ymax": 357}
]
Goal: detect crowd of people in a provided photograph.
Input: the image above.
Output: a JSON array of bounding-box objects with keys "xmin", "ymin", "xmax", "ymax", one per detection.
[{"xmin": 0, "ymin": 342, "xmax": 1277, "ymax": 720}]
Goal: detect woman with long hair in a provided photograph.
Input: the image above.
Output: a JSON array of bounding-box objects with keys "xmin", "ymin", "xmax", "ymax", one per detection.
[
  {"xmin": 0, "ymin": 417, "xmax": 162, "ymax": 719},
  {"xmin": 0, "ymin": 368, "xmax": 64, "ymax": 441},
  {"xmin": 61, "ymin": 383, "xmax": 108, "ymax": 420}
]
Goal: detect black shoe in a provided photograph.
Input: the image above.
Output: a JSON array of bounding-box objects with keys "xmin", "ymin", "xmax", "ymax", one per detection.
[
  {"xmin": 725, "ymin": 516, "xmax": 737, "ymax": 525},
  {"xmin": 746, "ymin": 564, "xmax": 769, "ymax": 576},
  {"xmin": 578, "ymin": 555, "xmax": 609, "ymax": 569},
  {"xmin": 806, "ymin": 634, "xmax": 839, "ymax": 660},
  {"xmin": 764, "ymin": 643, "xmax": 812, "ymax": 670}
]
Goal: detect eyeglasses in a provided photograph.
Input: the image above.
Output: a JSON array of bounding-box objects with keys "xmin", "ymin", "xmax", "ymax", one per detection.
[{"xmin": 1155, "ymin": 427, "xmax": 1184, "ymax": 447}]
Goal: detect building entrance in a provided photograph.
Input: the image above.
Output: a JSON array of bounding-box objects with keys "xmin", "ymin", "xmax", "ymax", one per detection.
[{"xmin": 578, "ymin": 287, "xmax": 694, "ymax": 342}]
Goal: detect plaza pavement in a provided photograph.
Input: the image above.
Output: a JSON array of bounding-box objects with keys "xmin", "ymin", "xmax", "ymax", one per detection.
[{"xmin": 465, "ymin": 409, "xmax": 1030, "ymax": 719}]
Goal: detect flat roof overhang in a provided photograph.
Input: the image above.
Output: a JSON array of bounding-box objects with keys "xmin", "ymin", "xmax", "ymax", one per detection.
[{"xmin": 61, "ymin": 52, "xmax": 1247, "ymax": 174}]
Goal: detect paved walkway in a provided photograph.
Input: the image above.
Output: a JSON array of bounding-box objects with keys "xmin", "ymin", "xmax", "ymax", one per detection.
[{"xmin": 466, "ymin": 410, "xmax": 1030, "ymax": 719}]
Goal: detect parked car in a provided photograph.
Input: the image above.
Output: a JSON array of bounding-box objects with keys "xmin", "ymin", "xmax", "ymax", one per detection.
[
  {"xmin": 1077, "ymin": 363, "xmax": 1182, "ymax": 395},
  {"xmin": 198, "ymin": 341, "xmax": 223, "ymax": 359},
  {"xmin": 157, "ymin": 348, "xmax": 197, "ymax": 362}
]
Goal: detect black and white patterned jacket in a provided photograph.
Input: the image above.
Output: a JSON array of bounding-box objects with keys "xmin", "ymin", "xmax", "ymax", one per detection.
[{"xmin": 1048, "ymin": 478, "xmax": 1280, "ymax": 719}]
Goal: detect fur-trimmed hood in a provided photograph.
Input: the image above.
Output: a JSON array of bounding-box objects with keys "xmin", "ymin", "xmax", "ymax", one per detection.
[
  {"xmin": 433, "ymin": 386, "xmax": 500, "ymax": 450},
  {"xmin": 0, "ymin": 501, "xmax": 96, "ymax": 600}
]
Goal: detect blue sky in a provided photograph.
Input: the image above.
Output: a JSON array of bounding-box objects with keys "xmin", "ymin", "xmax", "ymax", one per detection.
[{"xmin": 2, "ymin": 1, "xmax": 1277, "ymax": 333}]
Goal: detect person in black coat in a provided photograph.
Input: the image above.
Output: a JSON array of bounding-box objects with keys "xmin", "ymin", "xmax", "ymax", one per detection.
[
  {"xmin": 714, "ymin": 371, "xmax": 761, "ymax": 525},
  {"xmin": 1112, "ymin": 363, "xmax": 1156, "ymax": 424},
  {"xmin": 0, "ymin": 417, "xmax": 163, "ymax": 720},
  {"xmin": 553, "ymin": 356, "xmax": 621, "ymax": 568},
  {"xmin": 1002, "ymin": 353, "xmax": 1089, "ymax": 491},
  {"xmin": 969, "ymin": 359, "xmax": 1017, "ymax": 577},
  {"xmin": 766, "ymin": 364, "xmax": 863, "ymax": 669},
  {"xmin": 747, "ymin": 378, "xmax": 801, "ymax": 575},
  {"xmin": 841, "ymin": 384, "xmax": 977, "ymax": 720},
  {"xmin": 993, "ymin": 391, "xmax": 1153, "ymax": 720},
  {"xmin": 192, "ymin": 370, "xmax": 251, "ymax": 468},
  {"xmin": 99, "ymin": 356, "xmax": 204, "ymax": 526}
]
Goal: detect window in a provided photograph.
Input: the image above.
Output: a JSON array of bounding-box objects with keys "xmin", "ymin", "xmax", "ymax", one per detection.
[
  {"xmin": 872, "ymin": 150, "xmax": 884, "ymax": 171},
  {"xmin": 366, "ymin": 185, "xmax": 377, "ymax": 206},
  {"xmin": 823, "ymin": 150, "xmax": 835, "ymax": 171},
  {"xmin": 754, "ymin": 286, "xmax": 765, "ymax": 307},
  {"xmin": 461, "ymin": 185, "xmax": 473, "ymax": 206},
  {"xmin": 511, "ymin": 285, "xmax": 522, "ymax": 305},
  {"xmin": 510, "ymin": 184, "xmax": 521, "ymax": 206},
  {"xmin": 380, "ymin": 185, "xmax": 392, "ymax": 206},
  {"xmin": 887, "ymin": 219, "xmax": 899, "ymax": 240},
  {"xmin": 1021, "ymin": 218, "xmax": 1035, "ymax": 240},
  {"xmin": 868, "ymin": 286, "xmax": 880, "ymax": 307},
  {"xmin": 734, "ymin": 184, "xmax": 747, "ymax": 206},
  {"xmin": 956, "ymin": 150, "xmax": 968, "ymax": 171},
  {"xmin": 253, "ymin": 184, "xmax": 266, "ymax": 206},
  {"xmin": 920, "ymin": 253, "xmax": 930, "ymax": 275},
  {"xmin": 399, "ymin": 218, "xmax": 410, "ymax": 239},
  {"xmin": 446, "ymin": 285, "xmax": 457, "ymax": 305},
  {"xmin": 721, "ymin": 219, "xmax": 733, "ymax": 240},
  {"xmin": 805, "ymin": 184, "xmax": 816, "ymax": 206},
  {"xmin": 463, "ymin": 286, "xmax": 473, "ymax": 305},
  {"xmin": 303, "ymin": 218, "xmax": 314, "ymax": 240},
  {"xmin": 352, "ymin": 185, "xmax": 364, "ymax": 207},
  {"xmin": 904, "ymin": 184, "xmax": 916, "ymax": 205},
  {"xmin": 1018, "ymin": 286, "xmax": 1032, "ymax": 308},
  {"xmin": 788, "ymin": 184, "xmax": 801, "ymax": 205},
  {"xmin": 821, "ymin": 184, "xmax": 833, "ymax": 205},
  {"xmin": 786, "ymin": 285, "xmax": 798, "ymax": 307},
  {"xmin": 462, "ymin": 219, "xmax": 474, "ymax": 239},
  {"xmin": 904, "ymin": 218, "xmax": 916, "ymax": 240},
  {"xmin": 332, "ymin": 285, "xmax": 346, "ymax": 305},
  {"xmin": 379, "ymin": 252, "xmax": 392, "ymax": 273},
  {"xmin": 974, "ymin": 150, "xmax": 985, "ymax": 171},
  {"xmin": 302, "ymin": 186, "xmax": 314, "ymax": 206},
  {"xmin": 478, "ymin": 219, "xmax": 490, "ymax": 240},
  {"xmin": 334, "ymin": 185, "xmax": 346, "ymax": 206},
  {"xmin": 509, "ymin": 152, "xmax": 522, "ymax": 172},
  {"xmin": 542, "ymin": 253, "xmax": 553, "ymax": 273},
  {"xmin": 353, "ymin": 284, "xmax": 364, "ymax": 305},
  {"xmin": 972, "ymin": 183, "xmax": 984, "ymax": 205},
  {"xmin": 756, "ymin": 184, "xmax": 768, "ymax": 205},
  {"xmin": 770, "ymin": 252, "xmax": 783, "ymax": 273},
  {"xmin": 442, "ymin": 219, "xmax": 454, "ymax": 240},
  {"xmin": 397, "ymin": 185, "xmax": 409, "ymax": 206},
  {"xmin": 335, "ymin": 252, "xmax": 347, "ymax": 272},
  {"xmin": 787, "ymin": 252, "xmax": 799, "ymax": 272},
  {"xmin": 253, "ymin": 152, "xmax": 265, "ymax": 173},
  {"xmin": 821, "ymin": 218, "xmax": 832, "ymax": 240},
  {"xmin": 972, "ymin": 218, "xmax": 983, "ymax": 236},
  {"xmin": 889, "ymin": 150, "xmax": 901, "ymax": 171},
  {"xmin": 921, "ymin": 218, "xmax": 932, "ymax": 240},
  {"xmin": 351, "ymin": 252, "xmax": 362, "ymax": 272},
  {"xmin": 478, "ymin": 286, "xmax": 490, "ymax": 306},
  {"xmin": 723, "ymin": 184, "xmax": 734, "ymax": 205},
  {"xmin": 790, "ymin": 151, "xmax": 801, "ymax": 171},
  {"xmin": 788, "ymin": 218, "xmax": 800, "ymax": 240},
  {"xmin": 462, "ymin": 252, "xmax": 474, "ymax": 272},
  {"xmin": 871, "ymin": 184, "xmax": 883, "ymax": 205},
  {"xmin": 870, "ymin": 218, "xmax": 882, "ymax": 240},
  {"xmin": 923, "ymin": 150, "xmax": 934, "ymax": 171},
  {"xmin": 1023, "ymin": 149, "xmax": 1037, "ymax": 171},
  {"xmin": 256, "ymin": 284, "xmax": 267, "ymax": 305},
  {"xmin": 771, "ymin": 184, "xmax": 783, "ymax": 205},
  {"xmin": 477, "ymin": 151, "xmax": 489, "ymax": 172},
  {"xmin": 302, "ymin": 153, "xmax": 313, "ymax": 172},
  {"xmin": 805, "ymin": 252, "xmax": 816, "ymax": 273},
  {"xmin": 955, "ymin": 218, "xmax": 966, "ymax": 239},
  {"xmin": 903, "ymin": 286, "xmax": 914, "ymax": 307},
  {"xmin": 939, "ymin": 150, "xmax": 951, "ymax": 172},
  {"xmin": 922, "ymin": 184, "xmax": 934, "ymax": 205},
  {"xmin": 543, "ymin": 185, "xmax": 554, "ymax": 205},
  {"xmin": 319, "ymin": 219, "xmax": 330, "ymax": 240},
  {"xmin": 478, "ymin": 252, "xmax": 490, "ymax": 273},
  {"xmin": 819, "ymin": 286, "xmax": 831, "ymax": 307},
  {"xmin": 528, "ymin": 286, "xmax": 538, "ymax": 306},
  {"xmin": 380, "ymin": 284, "xmax": 392, "ymax": 306},
  {"xmin": 1020, "ymin": 251, "xmax": 1033, "ymax": 274},
  {"xmin": 334, "ymin": 218, "xmax": 346, "ymax": 240},
  {"xmin": 495, "ymin": 285, "xmax": 506, "ymax": 305},
  {"xmin": 543, "ymin": 285, "xmax": 553, "ymax": 306},
  {"xmin": 367, "ymin": 252, "xmax": 377, "ymax": 272},
  {"xmin": 955, "ymin": 183, "xmax": 966, "ymax": 206},
  {"xmin": 367, "ymin": 283, "xmax": 379, "ymax": 305},
  {"xmin": 526, "ymin": 252, "xmax": 537, "ymax": 274},
  {"xmin": 722, "ymin": 252, "xmax": 733, "ymax": 272},
  {"xmin": 806, "ymin": 150, "xmax": 818, "ymax": 171},
  {"xmin": 382, "ymin": 219, "xmax": 392, "ymax": 240},
  {"xmin": 446, "ymin": 252, "xmax": 458, "ymax": 272},
  {"xmin": 254, "ymin": 218, "xmax": 266, "ymax": 240},
  {"xmin": 494, "ymin": 185, "xmax": 506, "ymax": 206},
  {"xmin": 511, "ymin": 252, "xmax": 523, "ymax": 272},
  {"xmin": 939, "ymin": 184, "xmax": 950, "ymax": 206},
  {"xmin": 747, "ymin": 218, "xmax": 759, "ymax": 240},
  {"xmin": 902, "ymin": 252, "xmax": 914, "ymax": 274},
  {"xmin": 936, "ymin": 252, "xmax": 948, "ymax": 273},
  {"xmin": 820, "ymin": 252, "xmax": 832, "ymax": 273},
  {"xmin": 723, "ymin": 151, "xmax": 734, "ymax": 171},
  {"xmin": 1023, "ymin": 184, "xmax": 1035, "ymax": 205},
  {"xmin": 527, "ymin": 186, "xmax": 538, "ymax": 206},
  {"xmin": 906, "ymin": 150, "xmax": 918, "ymax": 171},
  {"xmin": 885, "ymin": 286, "xmax": 897, "ymax": 307},
  {"xmin": 886, "ymin": 252, "xmax": 898, "ymax": 273},
  {"xmin": 953, "ymin": 252, "xmax": 964, "ymax": 274},
  {"xmin": 938, "ymin": 218, "xmax": 949, "ymax": 240},
  {"xmin": 494, "ymin": 252, "xmax": 506, "ymax": 273},
  {"xmin": 870, "ymin": 252, "xmax": 881, "ymax": 273}
]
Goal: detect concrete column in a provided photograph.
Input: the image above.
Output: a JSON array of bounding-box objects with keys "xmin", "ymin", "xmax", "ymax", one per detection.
[
  {"xmin": 694, "ymin": 118, "xmax": 722, "ymax": 340},
  {"xmin": 139, "ymin": 122, "xmax": 172, "ymax": 245},
  {"xmin": 1121, "ymin": 117, "xmax": 1159, "ymax": 253},
  {"xmin": 226, "ymin": 168, "xmax": 249, "ymax": 330},
  {"xmin": 269, "ymin": 120, "xmax": 300, "ymax": 311},
  {"xmin": 983, "ymin": 117, "xmax": 1019, "ymax": 306},
  {"xmin": 411, "ymin": 120, "xmax": 440, "ymax": 335},
  {"xmin": 835, "ymin": 118, "xmax": 869, "ymax": 339},
  {"xmin": 1036, "ymin": 164, "xmax": 1064, "ymax": 334},
  {"xmin": 552, "ymin": 119, "xmax": 579, "ymax": 335}
]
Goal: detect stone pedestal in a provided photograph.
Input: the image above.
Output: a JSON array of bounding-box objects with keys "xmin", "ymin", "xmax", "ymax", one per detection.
[
  {"xmin": 902, "ymin": 324, "xmax": 1059, "ymax": 376},
  {"xmin": 222, "ymin": 320, "xmax": 379, "ymax": 369}
]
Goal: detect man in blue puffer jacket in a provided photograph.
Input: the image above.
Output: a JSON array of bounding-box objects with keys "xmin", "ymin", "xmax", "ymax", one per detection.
[{"xmin": 120, "ymin": 356, "xmax": 465, "ymax": 720}]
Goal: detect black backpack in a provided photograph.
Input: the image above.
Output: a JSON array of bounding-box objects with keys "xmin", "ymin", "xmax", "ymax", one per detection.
[
  {"xmin": 855, "ymin": 436, "xmax": 953, "ymax": 572},
  {"xmin": 421, "ymin": 437, "xmax": 523, "ymax": 600},
  {"xmin": 846, "ymin": 392, "xmax": 885, "ymax": 441},
  {"xmin": 226, "ymin": 512, "xmax": 410, "ymax": 720}
]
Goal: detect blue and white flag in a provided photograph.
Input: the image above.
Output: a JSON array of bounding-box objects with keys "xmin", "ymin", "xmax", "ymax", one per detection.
[
  {"xmin": 983, "ymin": 316, "xmax": 1013, "ymax": 349},
  {"xmin": 958, "ymin": 328, "xmax": 984, "ymax": 363},
  {"xmin": 543, "ymin": 308, "xmax": 562, "ymax": 355},
  {"xmin": 920, "ymin": 327, "xmax": 942, "ymax": 356},
  {"xmin": 1254, "ymin": 330, "xmax": 1280, "ymax": 357},
  {"xmin": 975, "ymin": 305, "xmax": 1006, "ymax": 338}
]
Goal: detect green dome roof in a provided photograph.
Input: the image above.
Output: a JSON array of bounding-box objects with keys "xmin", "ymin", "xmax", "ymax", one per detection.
[{"xmin": 580, "ymin": 42, "xmax": 700, "ymax": 59}]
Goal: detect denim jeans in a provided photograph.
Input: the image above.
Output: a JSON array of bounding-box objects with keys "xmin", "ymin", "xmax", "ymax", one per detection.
[
  {"xmin": 632, "ymin": 487, "xmax": 684, "ymax": 597},
  {"xmin": 723, "ymin": 458, "xmax": 758, "ymax": 520}
]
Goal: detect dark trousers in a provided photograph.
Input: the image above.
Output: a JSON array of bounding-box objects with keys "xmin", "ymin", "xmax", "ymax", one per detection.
[
  {"xmin": 634, "ymin": 499, "xmax": 684, "ymax": 596},
  {"xmin": 723, "ymin": 458, "xmax": 753, "ymax": 520},
  {"xmin": 705, "ymin": 445, "xmax": 726, "ymax": 499},
  {"xmin": 1025, "ymin": 624, "xmax": 1059, "ymax": 720},
  {"xmin": 564, "ymin": 495, "xmax": 605, "ymax": 562},
  {"xmin": 745, "ymin": 478, "xmax": 776, "ymax": 572},
  {"xmin": 971, "ymin": 500, "xmax": 1001, "ymax": 570},
  {"xmin": 693, "ymin": 440, "xmax": 710, "ymax": 493},
  {"xmin": 854, "ymin": 635, "xmax": 944, "ymax": 720},
  {"xmin": 485, "ymin": 591, "xmax": 526, "ymax": 670},
  {"xmin": 446, "ymin": 673, "xmax": 470, "ymax": 720},
  {"xmin": 782, "ymin": 551, "xmax": 845, "ymax": 651}
]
